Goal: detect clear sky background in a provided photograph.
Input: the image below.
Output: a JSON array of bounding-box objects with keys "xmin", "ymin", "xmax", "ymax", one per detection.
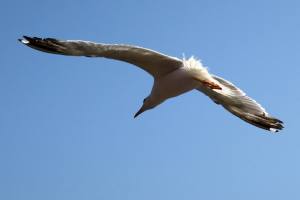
[{"xmin": 1, "ymin": 0, "xmax": 300, "ymax": 199}]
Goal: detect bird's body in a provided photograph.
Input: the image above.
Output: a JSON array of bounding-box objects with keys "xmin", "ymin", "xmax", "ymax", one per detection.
[
  {"xmin": 149, "ymin": 59, "xmax": 215, "ymax": 104},
  {"xmin": 19, "ymin": 36, "xmax": 283, "ymax": 132},
  {"xmin": 149, "ymin": 68, "xmax": 195, "ymax": 106}
]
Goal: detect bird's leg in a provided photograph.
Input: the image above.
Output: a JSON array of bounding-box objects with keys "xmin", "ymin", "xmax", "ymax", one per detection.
[
  {"xmin": 193, "ymin": 77, "xmax": 222, "ymax": 90},
  {"xmin": 201, "ymin": 80, "xmax": 222, "ymax": 90}
]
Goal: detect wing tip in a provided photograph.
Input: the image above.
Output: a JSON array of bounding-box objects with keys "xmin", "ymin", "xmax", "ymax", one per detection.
[
  {"xmin": 19, "ymin": 35, "xmax": 38, "ymax": 45},
  {"xmin": 18, "ymin": 35, "xmax": 64, "ymax": 55},
  {"xmin": 269, "ymin": 123, "xmax": 284, "ymax": 133},
  {"xmin": 265, "ymin": 116, "xmax": 284, "ymax": 133},
  {"xmin": 18, "ymin": 36, "xmax": 30, "ymax": 44},
  {"xmin": 225, "ymin": 106, "xmax": 284, "ymax": 133},
  {"xmin": 270, "ymin": 128, "xmax": 279, "ymax": 133}
]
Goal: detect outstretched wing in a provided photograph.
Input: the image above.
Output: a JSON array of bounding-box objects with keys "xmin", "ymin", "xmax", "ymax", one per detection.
[
  {"xmin": 197, "ymin": 75, "xmax": 284, "ymax": 132},
  {"xmin": 19, "ymin": 36, "xmax": 183, "ymax": 78}
]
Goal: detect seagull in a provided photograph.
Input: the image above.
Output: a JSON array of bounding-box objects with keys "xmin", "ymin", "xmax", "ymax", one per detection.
[{"xmin": 19, "ymin": 36, "xmax": 283, "ymax": 132}]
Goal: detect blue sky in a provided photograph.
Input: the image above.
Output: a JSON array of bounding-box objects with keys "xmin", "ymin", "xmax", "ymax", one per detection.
[{"xmin": 1, "ymin": 0, "xmax": 300, "ymax": 199}]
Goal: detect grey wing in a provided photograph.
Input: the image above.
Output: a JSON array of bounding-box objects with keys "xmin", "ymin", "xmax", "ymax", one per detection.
[
  {"xmin": 19, "ymin": 36, "xmax": 183, "ymax": 78},
  {"xmin": 197, "ymin": 75, "xmax": 284, "ymax": 132}
]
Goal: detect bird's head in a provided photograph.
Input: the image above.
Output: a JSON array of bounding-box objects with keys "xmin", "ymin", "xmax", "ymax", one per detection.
[{"xmin": 134, "ymin": 97, "xmax": 157, "ymax": 118}]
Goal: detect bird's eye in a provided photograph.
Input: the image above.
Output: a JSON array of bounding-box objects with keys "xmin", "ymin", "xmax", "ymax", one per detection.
[{"xmin": 143, "ymin": 98, "xmax": 146, "ymax": 103}]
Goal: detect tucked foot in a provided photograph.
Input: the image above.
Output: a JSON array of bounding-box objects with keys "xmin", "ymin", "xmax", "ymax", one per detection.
[{"xmin": 202, "ymin": 80, "xmax": 222, "ymax": 90}]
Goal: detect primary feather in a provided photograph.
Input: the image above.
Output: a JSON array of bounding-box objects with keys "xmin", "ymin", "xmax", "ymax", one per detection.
[{"xmin": 197, "ymin": 75, "xmax": 283, "ymax": 132}]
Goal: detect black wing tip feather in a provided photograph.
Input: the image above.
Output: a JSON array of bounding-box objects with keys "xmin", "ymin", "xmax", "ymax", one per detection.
[
  {"xmin": 18, "ymin": 35, "xmax": 39, "ymax": 43},
  {"xmin": 19, "ymin": 35, "xmax": 48, "ymax": 44},
  {"xmin": 263, "ymin": 116, "xmax": 284, "ymax": 133},
  {"xmin": 18, "ymin": 35, "xmax": 62, "ymax": 54},
  {"xmin": 225, "ymin": 106, "xmax": 284, "ymax": 133},
  {"xmin": 247, "ymin": 115, "xmax": 284, "ymax": 133},
  {"xmin": 18, "ymin": 35, "xmax": 29, "ymax": 43}
]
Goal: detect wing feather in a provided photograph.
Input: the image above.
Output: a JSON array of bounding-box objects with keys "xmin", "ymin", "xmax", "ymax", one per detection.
[
  {"xmin": 19, "ymin": 36, "xmax": 183, "ymax": 78},
  {"xmin": 197, "ymin": 75, "xmax": 283, "ymax": 132}
]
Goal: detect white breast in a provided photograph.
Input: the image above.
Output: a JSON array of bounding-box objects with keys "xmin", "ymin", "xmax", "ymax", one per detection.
[{"xmin": 150, "ymin": 68, "xmax": 198, "ymax": 102}]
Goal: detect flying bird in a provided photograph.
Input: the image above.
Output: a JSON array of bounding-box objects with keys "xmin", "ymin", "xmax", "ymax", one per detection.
[{"xmin": 19, "ymin": 36, "xmax": 283, "ymax": 132}]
